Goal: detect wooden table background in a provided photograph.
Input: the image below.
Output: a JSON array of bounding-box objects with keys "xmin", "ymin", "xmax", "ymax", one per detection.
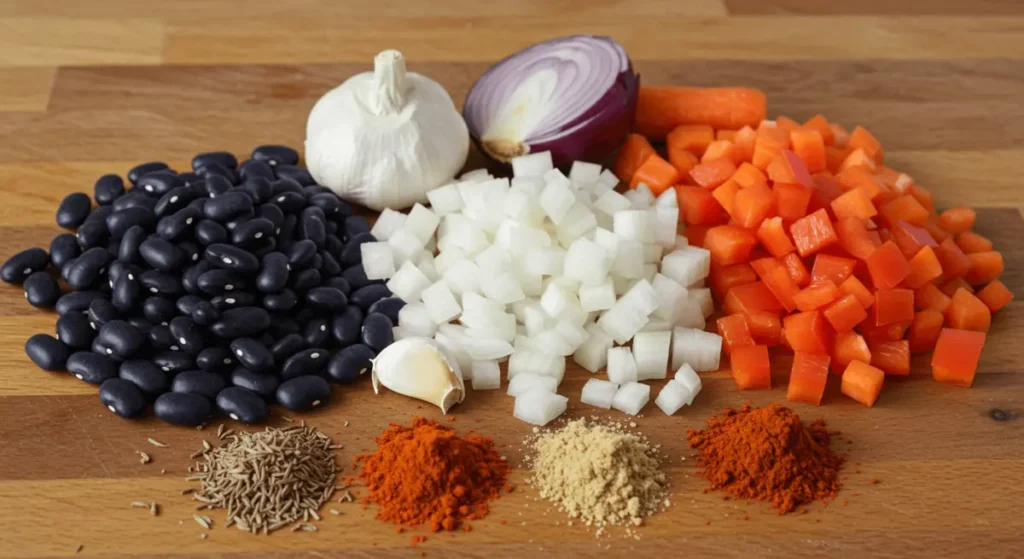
[{"xmin": 2, "ymin": 1, "xmax": 1023, "ymax": 557}]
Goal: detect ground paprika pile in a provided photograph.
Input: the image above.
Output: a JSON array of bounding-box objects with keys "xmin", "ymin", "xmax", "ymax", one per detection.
[
  {"xmin": 355, "ymin": 417, "xmax": 510, "ymax": 532},
  {"xmin": 687, "ymin": 404, "xmax": 844, "ymax": 514}
]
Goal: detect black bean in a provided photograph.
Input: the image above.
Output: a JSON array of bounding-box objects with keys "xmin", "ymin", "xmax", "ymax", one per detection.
[
  {"xmin": 106, "ymin": 207, "xmax": 156, "ymax": 240},
  {"xmin": 140, "ymin": 270, "xmax": 182, "ymax": 296},
  {"xmin": 99, "ymin": 378, "xmax": 147, "ymax": 418},
  {"xmin": 266, "ymin": 334, "xmax": 304, "ymax": 362},
  {"xmin": 49, "ymin": 234, "xmax": 81, "ymax": 268},
  {"xmin": 252, "ymin": 145, "xmax": 299, "ymax": 166},
  {"xmin": 209, "ymin": 307, "xmax": 271, "ymax": 338},
  {"xmin": 54, "ymin": 290, "xmax": 104, "ymax": 315},
  {"xmin": 171, "ymin": 370, "xmax": 226, "ymax": 400},
  {"xmin": 104, "ymin": 238, "xmax": 122, "ymax": 260},
  {"xmin": 197, "ymin": 268, "xmax": 244, "ymax": 295},
  {"xmin": 169, "ymin": 316, "xmax": 205, "ymax": 353},
  {"xmin": 271, "ymin": 191, "xmax": 305, "ymax": 214},
  {"xmin": 203, "ymin": 174, "xmax": 233, "ymax": 198},
  {"xmin": 87, "ymin": 299, "xmax": 119, "ymax": 329},
  {"xmin": 154, "ymin": 392, "xmax": 211, "ymax": 426},
  {"xmin": 291, "ymin": 268, "xmax": 321, "ymax": 292},
  {"xmin": 153, "ymin": 186, "xmax": 197, "ymax": 217},
  {"xmin": 230, "ymin": 217, "xmax": 274, "ymax": 248},
  {"xmin": 191, "ymin": 300, "xmax": 220, "ymax": 325},
  {"xmin": 203, "ymin": 191, "xmax": 253, "ymax": 223},
  {"xmin": 196, "ymin": 162, "xmax": 237, "ymax": 184},
  {"xmin": 367, "ymin": 297, "xmax": 406, "ymax": 324},
  {"xmin": 117, "ymin": 225, "xmax": 147, "ymax": 264},
  {"xmin": 119, "ymin": 360, "xmax": 169, "ymax": 399},
  {"xmin": 302, "ymin": 192, "xmax": 339, "ymax": 218},
  {"xmin": 326, "ymin": 220, "xmax": 338, "ymax": 235},
  {"xmin": 210, "ymin": 294, "xmax": 255, "ymax": 313},
  {"xmin": 57, "ymin": 313, "xmax": 96, "ymax": 349},
  {"xmin": 126, "ymin": 317, "xmax": 153, "ymax": 335},
  {"xmin": 262, "ymin": 289, "xmax": 297, "ymax": 312},
  {"xmin": 142, "ymin": 296, "xmax": 177, "ymax": 325},
  {"xmin": 175, "ymin": 294, "xmax": 203, "ymax": 316},
  {"xmin": 196, "ymin": 346, "xmax": 234, "ymax": 372},
  {"xmin": 67, "ymin": 352, "xmax": 119, "ymax": 384},
  {"xmin": 361, "ymin": 313, "xmax": 394, "ymax": 352},
  {"xmin": 331, "ymin": 305, "xmax": 363, "ymax": 346},
  {"xmin": 192, "ymin": 151, "xmax": 238, "ymax": 172},
  {"xmin": 302, "ymin": 185, "xmax": 331, "ymax": 198},
  {"xmin": 240, "ymin": 176, "xmax": 272, "ymax": 202},
  {"xmin": 96, "ymin": 320, "xmax": 145, "ymax": 359},
  {"xmin": 179, "ymin": 241, "xmax": 201, "ymax": 265},
  {"xmin": 152, "ymin": 350, "xmax": 195, "ymax": 375},
  {"xmin": 340, "ymin": 232, "xmax": 376, "ymax": 266},
  {"xmin": 137, "ymin": 169, "xmax": 183, "ymax": 195},
  {"xmin": 205, "ymin": 243, "xmax": 259, "ymax": 274},
  {"xmin": 240, "ymin": 159, "xmax": 275, "ymax": 181},
  {"xmin": 276, "ymin": 375, "xmax": 330, "ymax": 411},
  {"xmin": 128, "ymin": 162, "xmax": 169, "ymax": 185},
  {"xmin": 230, "ymin": 367, "xmax": 279, "ymax": 401},
  {"xmin": 257, "ymin": 203, "xmax": 285, "ymax": 230},
  {"xmin": 95, "ymin": 174, "xmax": 126, "ymax": 205},
  {"xmin": 156, "ymin": 206, "xmax": 201, "ymax": 241},
  {"xmin": 24, "ymin": 271, "xmax": 60, "ymax": 308},
  {"xmin": 301, "ymin": 210, "xmax": 326, "ymax": 248},
  {"xmin": 148, "ymin": 324, "xmax": 176, "ymax": 351},
  {"xmin": 56, "ymin": 192, "xmax": 92, "ymax": 229},
  {"xmin": 195, "ymin": 219, "xmax": 229, "ymax": 246},
  {"xmin": 311, "ymin": 253, "xmax": 324, "ymax": 272},
  {"xmin": 274, "ymin": 164, "xmax": 314, "ymax": 186},
  {"xmin": 76, "ymin": 220, "xmax": 109, "ymax": 250},
  {"xmin": 251, "ymin": 236, "xmax": 279, "ymax": 259},
  {"xmin": 325, "ymin": 276, "xmax": 351, "ymax": 296},
  {"xmin": 112, "ymin": 191, "xmax": 158, "ymax": 213},
  {"xmin": 106, "ymin": 261, "xmax": 136, "ymax": 288},
  {"xmin": 306, "ymin": 286, "xmax": 348, "ymax": 313},
  {"xmin": 111, "ymin": 270, "xmax": 142, "ymax": 312},
  {"xmin": 65, "ymin": 247, "xmax": 111, "ymax": 290},
  {"xmin": 181, "ymin": 261, "xmax": 211, "ymax": 294},
  {"xmin": 269, "ymin": 317, "xmax": 301, "ymax": 338},
  {"xmin": 2, "ymin": 247, "xmax": 49, "ymax": 284},
  {"xmin": 285, "ymin": 239, "xmax": 317, "ymax": 270},
  {"xmin": 139, "ymin": 236, "xmax": 185, "ymax": 272},
  {"xmin": 280, "ymin": 348, "xmax": 328, "ymax": 379},
  {"xmin": 319, "ymin": 251, "xmax": 341, "ymax": 277},
  {"xmin": 326, "ymin": 344, "xmax": 375, "ymax": 383},
  {"xmin": 214, "ymin": 386, "xmax": 265, "ymax": 424},
  {"xmin": 271, "ymin": 177, "xmax": 304, "ymax": 196},
  {"xmin": 349, "ymin": 284, "xmax": 391, "ymax": 311},
  {"xmin": 303, "ymin": 317, "xmax": 331, "ymax": 347},
  {"xmin": 25, "ymin": 333, "xmax": 70, "ymax": 371},
  {"xmin": 229, "ymin": 337, "xmax": 275, "ymax": 373},
  {"xmin": 342, "ymin": 264, "xmax": 381, "ymax": 290},
  {"xmin": 325, "ymin": 234, "xmax": 344, "ymax": 257},
  {"xmin": 343, "ymin": 216, "xmax": 372, "ymax": 240}
]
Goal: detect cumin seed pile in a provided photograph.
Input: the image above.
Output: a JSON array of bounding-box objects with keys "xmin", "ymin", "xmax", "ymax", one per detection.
[{"xmin": 186, "ymin": 424, "xmax": 338, "ymax": 534}]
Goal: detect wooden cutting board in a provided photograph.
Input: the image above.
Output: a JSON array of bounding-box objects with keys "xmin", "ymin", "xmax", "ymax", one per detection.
[{"xmin": 1, "ymin": 1, "xmax": 1023, "ymax": 557}]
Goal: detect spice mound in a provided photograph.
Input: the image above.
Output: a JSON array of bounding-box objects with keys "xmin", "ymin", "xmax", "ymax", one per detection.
[
  {"xmin": 527, "ymin": 418, "xmax": 668, "ymax": 535},
  {"xmin": 187, "ymin": 424, "xmax": 337, "ymax": 533},
  {"xmin": 356, "ymin": 417, "xmax": 509, "ymax": 532},
  {"xmin": 687, "ymin": 404, "xmax": 844, "ymax": 514}
]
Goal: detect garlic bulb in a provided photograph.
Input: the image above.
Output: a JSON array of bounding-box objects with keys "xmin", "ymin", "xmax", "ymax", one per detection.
[
  {"xmin": 305, "ymin": 50, "xmax": 470, "ymax": 211},
  {"xmin": 371, "ymin": 337, "xmax": 465, "ymax": 413}
]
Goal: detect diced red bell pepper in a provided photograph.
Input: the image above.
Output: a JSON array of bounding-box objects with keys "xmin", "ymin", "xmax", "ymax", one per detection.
[
  {"xmin": 750, "ymin": 257, "xmax": 800, "ymax": 312},
  {"xmin": 823, "ymin": 293, "xmax": 867, "ymax": 333},
  {"xmin": 874, "ymin": 289, "xmax": 915, "ymax": 326},
  {"xmin": 730, "ymin": 344, "xmax": 772, "ymax": 390},
  {"xmin": 787, "ymin": 352, "xmax": 831, "ymax": 405},
  {"xmin": 783, "ymin": 311, "xmax": 832, "ymax": 355},
  {"xmin": 870, "ymin": 339, "xmax": 910, "ymax": 375},
  {"xmin": 717, "ymin": 314, "xmax": 756, "ymax": 355},
  {"xmin": 790, "ymin": 209, "xmax": 838, "ymax": 257},
  {"xmin": 841, "ymin": 360, "xmax": 885, "ymax": 407},
  {"xmin": 931, "ymin": 328, "xmax": 986, "ymax": 387},
  {"xmin": 723, "ymin": 281, "xmax": 784, "ymax": 315},
  {"xmin": 865, "ymin": 241, "xmax": 909, "ymax": 290}
]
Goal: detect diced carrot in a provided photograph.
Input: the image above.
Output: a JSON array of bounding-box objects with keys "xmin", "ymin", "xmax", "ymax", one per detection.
[
  {"xmin": 702, "ymin": 140, "xmax": 745, "ymax": 166},
  {"xmin": 745, "ymin": 311, "xmax": 783, "ymax": 346},
  {"xmin": 835, "ymin": 166, "xmax": 883, "ymax": 199},
  {"xmin": 667, "ymin": 143, "xmax": 700, "ymax": 177},
  {"xmin": 666, "ymin": 125, "xmax": 715, "ymax": 157},
  {"xmin": 830, "ymin": 187, "xmax": 877, "ymax": 221},
  {"xmin": 946, "ymin": 288, "xmax": 991, "ymax": 333},
  {"xmin": 865, "ymin": 241, "xmax": 910, "ymax": 290},
  {"xmin": 787, "ymin": 352, "xmax": 831, "ymax": 405},
  {"xmin": 773, "ymin": 182, "xmax": 813, "ymax": 221},
  {"xmin": 931, "ymin": 328, "xmax": 986, "ymax": 387},
  {"xmin": 717, "ymin": 314, "xmax": 756, "ymax": 355},
  {"xmin": 730, "ymin": 344, "xmax": 772, "ymax": 390},
  {"xmin": 904, "ymin": 246, "xmax": 943, "ymax": 289},
  {"xmin": 839, "ymin": 276, "xmax": 874, "ymax": 309},
  {"xmin": 908, "ymin": 310, "xmax": 945, "ymax": 354},
  {"xmin": 730, "ymin": 162, "xmax": 767, "ymax": 190},
  {"xmin": 956, "ymin": 231, "xmax": 994, "ymax": 254},
  {"xmin": 767, "ymin": 149, "xmax": 814, "ymax": 189},
  {"xmin": 915, "ymin": 283, "xmax": 952, "ymax": 313},
  {"xmin": 824, "ymin": 146, "xmax": 852, "ymax": 174},
  {"xmin": 860, "ymin": 320, "xmax": 908, "ymax": 345},
  {"xmin": 873, "ymin": 165, "xmax": 901, "ymax": 190},
  {"xmin": 732, "ymin": 182, "xmax": 776, "ymax": 230},
  {"xmin": 922, "ymin": 219, "xmax": 949, "ymax": 244},
  {"xmin": 866, "ymin": 230, "xmax": 883, "ymax": 246},
  {"xmin": 684, "ymin": 225, "xmax": 710, "ymax": 248},
  {"xmin": 709, "ymin": 261, "xmax": 757, "ymax": 301},
  {"xmin": 847, "ymin": 125, "xmax": 883, "ymax": 163},
  {"xmin": 630, "ymin": 154, "xmax": 681, "ymax": 195},
  {"xmin": 758, "ymin": 123, "xmax": 791, "ymax": 147},
  {"xmin": 824, "ymin": 293, "xmax": 867, "ymax": 333},
  {"xmin": 942, "ymin": 276, "xmax": 974, "ymax": 296},
  {"xmin": 781, "ymin": 252, "xmax": 811, "ymax": 288},
  {"xmin": 977, "ymin": 280, "xmax": 1014, "ymax": 313},
  {"xmin": 870, "ymin": 340, "xmax": 910, "ymax": 376},
  {"xmin": 790, "ymin": 128, "xmax": 826, "ymax": 173},
  {"xmin": 936, "ymin": 207, "xmax": 976, "ymax": 234},
  {"xmin": 908, "ymin": 184, "xmax": 935, "ymax": 214},
  {"xmin": 833, "ymin": 331, "xmax": 871, "ymax": 375},
  {"xmin": 811, "ymin": 254, "xmax": 857, "ymax": 286},
  {"xmin": 890, "ymin": 221, "xmax": 937, "ymax": 259},
  {"xmin": 635, "ymin": 86, "xmax": 768, "ymax": 140},
  {"xmin": 838, "ymin": 148, "xmax": 877, "ymax": 173},
  {"xmin": 965, "ymin": 251, "xmax": 1004, "ymax": 286},
  {"xmin": 756, "ymin": 217, "xmax": 796, "ymax": 258},
  {"xmin": 752, "ymin": 136, "xmax": 783, "ymax": 171},
  {"xmin": 789, "ymin": 209, "xmax": 838, "ymax": 257},
  {"xmin": 874, "ymin": 289, "xmax": 915, "ymax": 326},
  {"xmin": 676, "ymin": 186, "xmax": 726, "ymax": 226},
  {"xmin": 723, "ymin": 281, "xmax": 783, "ymax": 315},
  {"xmin": 717, "ymin": 129, "xmax": 738, "ymax": 142},
  {"xmin": 774, "ymin": 116, "xmax": 799, "ymax": 132},
  {"xmin": 841, "ymin": 360, "xmax": 885, "ymax": 407},
  {"xmin": 704, "ymin": 225, "xmax": 758, "ymax": 266},
  {"xmin": 711, "ymin": 179, "xmax": 741, "ymax": 217},
  {"xmin": 934, "ymin": 237, "xmax": 972, "ymax": 278},
  {"xmin": 878, "ymin": 195, "xmax": 929, "ymax": 228},
  {"xmin": 794, "ymin": 280, "xmax": 841, "ymax": 312},
  {"xmin": 689, "ymin": 158, "xmax": 737, "ymax": 190},
  {"xmin": 614, "ymin": 133, "xmax": 656, "ymax": 184},
  {"xmin": 834, "ymin": 217, "xmax": 877, "ymax": 260},
  {"xmin": 830, "ymin": 123, "xmax": 851, "ymax": 147},
  {"xmin": 783, "ymin": 311, "xmax": 832, "ymax": 355},
  {"xmin": 802, "ymin": 115, "xmax": 835, "ymax": 145},
  {"xmin": 750, "ymin": 257, "xmax": 800, "ymax": 312},
  {"xmin": 733, "ymin": 126, "xmax": 757, "ymax": 162}
]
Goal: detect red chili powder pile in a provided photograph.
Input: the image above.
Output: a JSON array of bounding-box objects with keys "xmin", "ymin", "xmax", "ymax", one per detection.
[
  {"xmin": 355, "ymin": 417, "xmax": 510, "ymax": 532},
  {"xmin": 687, "ymin": 404, "xmax": 845, "ymax": 513}
]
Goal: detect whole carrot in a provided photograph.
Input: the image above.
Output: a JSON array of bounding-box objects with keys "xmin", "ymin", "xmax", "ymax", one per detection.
[{"xmin": 635, "ymin": 86, "xmax": 767, "ymax": 140}]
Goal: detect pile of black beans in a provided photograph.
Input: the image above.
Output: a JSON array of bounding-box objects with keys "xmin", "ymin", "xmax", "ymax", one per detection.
[{"xmin": 3, "ymin": 146, "xmax": 405, "ymax": 426}]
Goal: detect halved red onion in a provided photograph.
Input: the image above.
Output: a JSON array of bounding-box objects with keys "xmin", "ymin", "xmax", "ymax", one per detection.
[{"xmin": 463, "ymin": 35, "xmax": 640, "ymax": 167}]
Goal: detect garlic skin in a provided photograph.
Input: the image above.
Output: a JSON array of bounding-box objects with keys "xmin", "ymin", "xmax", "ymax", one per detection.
[
  {"xmin": 305, "ymin": 50, "xmax": 470, "ymax": 211},
  {"xmin": 371, "ymin": 337, "xmax": 466, "ymax": 413}
]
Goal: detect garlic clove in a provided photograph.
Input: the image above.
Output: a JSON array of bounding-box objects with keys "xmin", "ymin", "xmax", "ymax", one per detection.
[{"xmin": 371, "ymin": 337, "xmax": 465, "ymax": 413}]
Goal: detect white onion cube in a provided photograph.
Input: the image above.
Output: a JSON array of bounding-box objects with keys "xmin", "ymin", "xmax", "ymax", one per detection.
[
  {"xmin": 434, "ymin": 332, "xmax": 472, "ymax": 378},
  {"xmin": 579, "ymin": 278, "xmax": 616, "ymax": 312},
  {"xmin": 621, "ymin": 279, "xmax": 660, "ymax": 316},
  {"xmin": 675, "ymin": 363, "xmax": 703, "ymax": 405},
  {"xmin": 403, "ymin": 203, "xmax": 440, "ymax": 244},
  {"xmin": 598, "ymin": 169, "xmax": 619, "ymax": 188},
  {"xmin": 655, "ymin": 188, "xmax": 678, "ymax": 208},
  {"xmin": 672, "ymin": 327, "xmax": 722, "ymax": 372},
  {"xmin": 386, "ymin": 261, "xmax": 431, "ymax": 302},
  {"xmin": 421, "ymin": 280, "xmax": 462, "ymax": 324},
  {"xmin": 555, "ymin": 320, "xmax": 589, "ymax": 350},
  {"xmin": 533, "ymin": 329, "xmax": 574, "ymax": 357},
  {"xmin": 443, "ymin": 259, "xmax": 482, "ymax": 296},
  {"xmin": 524, "ymin": 247, "xmax": 565, "ymax": 277},
  {"xmin": 397, "ymin": 303, "xmax": 438, "ymax": 337},
  {"xmin": 632, "ymin": 331, "xmax": 671, "ymax": 381},
  {"xmin": 594, "ymin": 189, "xmax": 632, "ymax": 216},
  {"xmin": 504, "ymin": 189, "xmax": 545, "ymax": 226},
  {"xmin": 660, "ymin": 247, "xmax": 711, "ymax": 287},
  {"xmin": 675, "ymin": 298, "xmax": 707, "ymax": 329},
  {"xmin": 514, "ymin": 389, "xmax": 568, "ymax": 426},
  {"xmin": 642, "ymin": 243, "xmax": 664, "ymax": 264},
  {"xmin": 563, "ymin": 238, "xmax": 611, "ymax": 286},
  {"xmin": 613, "ymin": 210, "xmax": 653, "ymax": 243},
  {"xmin": 607, "ymin": 347, "xmax": 638, "ymax": 384},
  {"xmin": 555, "ymin": 203, "xmax": 597, "ymax": 244},
  {"xmin": 572, "ymin": 323, "xmax": 614, "ymax": 373},
  {"xmin": 426, "ymin": 183, "xmax": 465, "ymax": 216},
  {"xmin": 597, "ymin": 306, "xmax": 649, "ymax": 345},
  {"xmin": 652, "ymin": 207, "xmax": 679, "ymax": 248},
  {"xmin": 655, "ymin": 380, "xmax": 689, "ymax": 416},
  {"xmin": 580, "ymin": 378, "xmax": 619, "ymax": 409},
  {"xmin": 433, "ymin": 247, "xmax": 467, "ymax": 276},
  {"xmin": 469, "ymin": 360, "xmax": 499, "ymax": 390},
  {"xmin": 592, "ymin": 228, "xmax": 619, "ymax": 258},
  {"xmin": 480, "ymin": 272, "xmax": 525, "ymax": 305},
  {"xmin": 459, "ymin": 336, "xmax": 513, "ymax": 361},
  {"xmin": 461, "ymin": 168, "xmax": 492, "ymax": 182},
  {"xmin": 612, "ymin": 239, "xmax": 645, "ymax": 279},
  {"xmin": 611, "ymin": 382, "xmax": 650, "ymax": 415},
  {"xmin": 507, "ymin": 373, "xmax": 558, "ymax": 397},
  {"xmin": 361, "ymin": 242, "xmax": 395, "ymax": 280},
  {"xmin": 690, "ymin": 288, "xmax": 715, "ymax": 318},
  {"xmin": 511, "ymin": 152, "xmax": 554, "ymax": 178},
  {"xmin": 624, "ymin": 185, "xmax": 655, "ymax": 209},
  {"xmin": 370, "ymin": 208, "xmax": 406, "ymax": 242},
  {"xmin": 539, "ymin": 179, "xmax": 576, "ymax": 224},
  {"xmin": 640, "ymin": 317, "xmax": 673, "ymax": 332},
  {"xmin": 388, "ymin": 229, "xmax": 425, "ymax": 266},
  {"xmin": 414, "ymin": 250, "xmax": 440, "ymax": 282},
  {"xmin": 674, "ymin": 235, "xmax": 689, "ymax": 250},
  {"xmin": 651, "ymin": 273, "xmax": 687, "ymax": 321},
  {"xmin": 511, "ymin": 176, "xmax": 544, "ymax": 197},
  {"xmin": 569, "ymin": 161, "xmax": 602, "ymax": 185},
  {"xmin": 475, "ymin": 245, "xmax": 512, "ymax": 276}
]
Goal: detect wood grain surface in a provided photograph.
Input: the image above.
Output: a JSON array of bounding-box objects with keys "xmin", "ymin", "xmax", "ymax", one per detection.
[{"xmin": 1, "ymin": 1, "xmax": 1022, "ymax": 557}]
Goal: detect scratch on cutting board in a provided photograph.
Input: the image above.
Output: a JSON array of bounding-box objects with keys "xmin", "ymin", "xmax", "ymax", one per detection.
[{"xmin": 58, "ymin": 396, "xmax": 115, "ymax": 478}]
